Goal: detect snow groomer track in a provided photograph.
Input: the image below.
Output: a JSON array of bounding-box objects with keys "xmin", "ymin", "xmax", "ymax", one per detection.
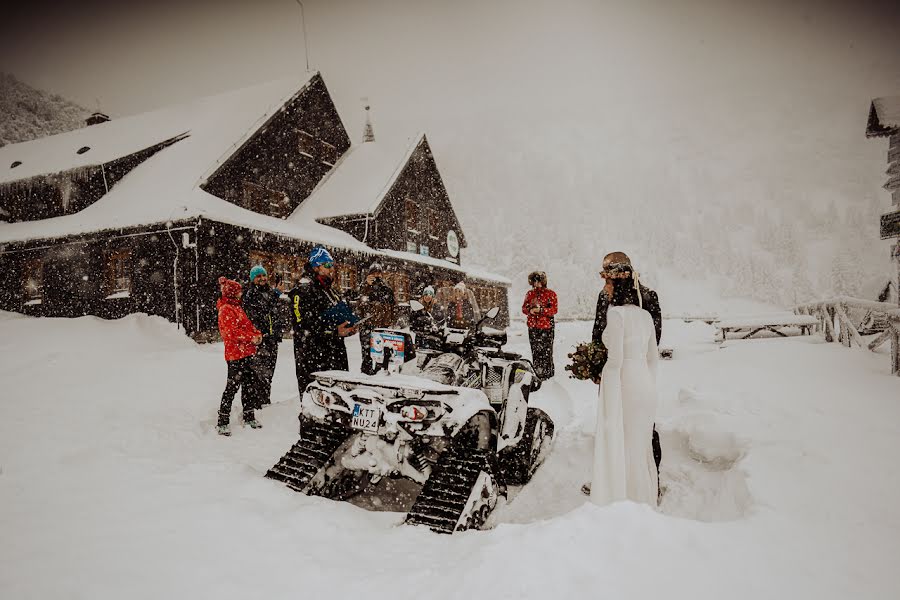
[{"xmin": 264, "ymin": 421, "xmax": 351, "ymax": 492}]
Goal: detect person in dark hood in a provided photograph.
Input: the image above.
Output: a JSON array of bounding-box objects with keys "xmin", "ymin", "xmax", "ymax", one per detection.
[
  {"xmin": 215, "ymin": 277, "xmax": 263, "ymax": 436},
  {"xmin": 242, "ymin": 264, "xmax": 285, "ymax": 406},
  {"xmin": 355, "ymin": 262, "xmax": 396, "ymax": 375},
  {"xmin": 286, "ymin": 246, "xmax": 357, "ymax": 397}
]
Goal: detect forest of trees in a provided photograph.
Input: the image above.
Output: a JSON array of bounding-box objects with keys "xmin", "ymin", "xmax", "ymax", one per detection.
[
  {"xmin": 444, "ymin": 119, "xmax": 894, "ymax": 318},
  {"xmin": 0, "ymin": 73, "xmax": 89, "ymax": 147}
]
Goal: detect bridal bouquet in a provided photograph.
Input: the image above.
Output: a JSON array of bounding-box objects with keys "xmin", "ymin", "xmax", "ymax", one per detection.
[{"xmin": 565, "ymin": 342, "xmax": 608, "ymax": 382}]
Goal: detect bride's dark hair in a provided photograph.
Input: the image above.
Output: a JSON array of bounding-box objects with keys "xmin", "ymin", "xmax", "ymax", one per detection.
[{"xmin": 605, "ymin": 263, "xmax": 642, "ymax": 307}]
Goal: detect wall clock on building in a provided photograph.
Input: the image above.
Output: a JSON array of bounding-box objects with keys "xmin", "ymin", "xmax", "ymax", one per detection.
[{"xmin": 446, "ymin": 229, "xmax": 459, "ymax": 259}]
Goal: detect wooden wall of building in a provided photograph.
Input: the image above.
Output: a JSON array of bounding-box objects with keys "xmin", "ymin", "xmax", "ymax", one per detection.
[
  {"xmin": 0, "ymin": 221, "xmax": 197, "ymax": 329},
  {"xmin": 366, "ymin": 137, "xmax": 466, "ymax": 263},
  {"xmin": 202, "ymin": 74, "xmax": 352, "ymax": 219}
]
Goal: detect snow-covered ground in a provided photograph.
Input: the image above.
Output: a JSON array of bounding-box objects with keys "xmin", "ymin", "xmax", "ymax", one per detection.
[{"xmin": 1, "ymin": 311, "xmax": 899, "ymax": 599}]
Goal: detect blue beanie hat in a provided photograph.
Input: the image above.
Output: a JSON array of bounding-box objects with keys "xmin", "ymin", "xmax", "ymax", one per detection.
[
  {"xmin": 309, "ymin": 245, "xmax": 334, "ymax": 268},
  {"xmin": 249, "ymin": 265, "xmax": 267, "ymax": 282}
]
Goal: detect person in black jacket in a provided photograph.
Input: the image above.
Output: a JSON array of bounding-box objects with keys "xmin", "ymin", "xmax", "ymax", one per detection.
[
  {"xmin": 286, "ymin": 246, "xmax": 357, "ymax": 397},
  {"xmin": 591, "ymin": 251, "xmax": 663, "ymax": 484},
  {"xmin": 242, "ymin": 265, "xmax": 285, "ymax": 406}
]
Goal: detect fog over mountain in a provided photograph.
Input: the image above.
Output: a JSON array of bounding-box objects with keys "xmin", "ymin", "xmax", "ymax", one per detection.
[{"xmin": 2, "ymin": 0, "xmax": 898, "ymax": 315}]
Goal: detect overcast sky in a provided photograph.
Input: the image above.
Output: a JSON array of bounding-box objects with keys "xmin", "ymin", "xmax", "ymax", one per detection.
[{"xmin": 3, "ymin": 0, "xmax": 898, "ymax": 135}]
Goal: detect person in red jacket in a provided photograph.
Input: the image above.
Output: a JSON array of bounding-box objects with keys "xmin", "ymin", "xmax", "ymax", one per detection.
[
  {"xmin": 522, "ymin": 271, "xmax": 558, "ymax": 381},
  {"xmin": 216, "ymin": 276, "xmax": 263, "ymax": 436}
]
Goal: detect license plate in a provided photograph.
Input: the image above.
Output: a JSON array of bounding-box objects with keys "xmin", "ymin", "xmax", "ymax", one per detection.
[{"xmin": 351, "ymin": 404, "xmax": 381, "ymax": 433}]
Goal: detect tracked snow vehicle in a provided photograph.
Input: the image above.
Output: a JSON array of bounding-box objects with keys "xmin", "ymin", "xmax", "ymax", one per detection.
[{"xmin": 266, "ymin": 295, "xmax": 554, "ymax": 534}]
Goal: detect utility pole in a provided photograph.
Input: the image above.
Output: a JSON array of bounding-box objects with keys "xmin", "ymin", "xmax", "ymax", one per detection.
[{"xmin": 294, "ymin": 0, "xmax": 310, "ymax": 71}]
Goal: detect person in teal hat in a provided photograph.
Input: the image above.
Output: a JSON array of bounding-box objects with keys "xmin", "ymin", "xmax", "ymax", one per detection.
[{"xmin": 243, "ymin": 264, "xmax": 286, "ymax": 407}]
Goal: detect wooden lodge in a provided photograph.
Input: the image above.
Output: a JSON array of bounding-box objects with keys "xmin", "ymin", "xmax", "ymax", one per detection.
[
  {"xmin": 0, "ymin": 72, "xmax": 510, "ymax": 339},
  {"xmin": 866, "ymin": 95, "xmax": 900, "ymax": 306}
]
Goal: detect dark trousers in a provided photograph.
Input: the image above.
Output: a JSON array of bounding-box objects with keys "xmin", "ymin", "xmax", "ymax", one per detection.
[
  {"xmin": 293, "ymin": 334, "xmax": 311, "ymax": 397},
  {"xmin": 359, "ymin": 327, "xmax": 375, "ymax": 375},
  {"xmin": 254, "ymin": 342, "xmax": 278, "ymax": 405},
  {"xmin": 218, "ymin": 356, "xmax": 259, "ymax": 426},
  {"xmin": 528, "ymin": 326, "xmax": 555, "ymax": 380}
]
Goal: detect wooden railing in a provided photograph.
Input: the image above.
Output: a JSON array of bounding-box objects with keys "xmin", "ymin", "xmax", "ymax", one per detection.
[{"xmin": 794, "ymin": 296, "xmax": 900, "ymax": 375}]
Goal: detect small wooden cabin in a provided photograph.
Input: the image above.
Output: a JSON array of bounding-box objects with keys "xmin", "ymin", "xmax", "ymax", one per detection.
[
  {"xmin": 866, "ymin": 95, "xmax": 900, "ymax": 306},
  {"xmin": 0, "ymin": 72, "xmax": 510, "ymax": 338}
]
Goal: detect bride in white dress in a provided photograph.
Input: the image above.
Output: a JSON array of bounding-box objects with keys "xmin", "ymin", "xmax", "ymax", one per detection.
[{"xmin": 590, "ymin": 266, "xmax": 659, "ymax": 507}]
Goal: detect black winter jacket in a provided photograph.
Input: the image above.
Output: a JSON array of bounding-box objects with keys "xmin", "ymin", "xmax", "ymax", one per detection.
[
  {"xmin": 591, "ymin": 285, "xmax": 662, "ymax": 347},
  {"xmin": 287, "ymin": 273, "xmax": 350, "ymax": 376},
  {"xmin": 243, "ymin": 283, "xmax": 285, "ymax": 346}
]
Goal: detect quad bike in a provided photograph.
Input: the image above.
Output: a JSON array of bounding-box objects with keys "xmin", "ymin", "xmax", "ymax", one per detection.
[{"xmin": 265, "ymin": 299, "xmax": 555, "ymax": 534}]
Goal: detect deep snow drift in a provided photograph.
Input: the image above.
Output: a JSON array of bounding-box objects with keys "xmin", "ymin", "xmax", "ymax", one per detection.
[{"xmin": 1, "ymin": 311, "xmax": 899, "ymax": 599}]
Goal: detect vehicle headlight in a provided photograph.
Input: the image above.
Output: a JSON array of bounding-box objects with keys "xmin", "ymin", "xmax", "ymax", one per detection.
[{"xmin": 311, "ymin": 388, "xmax": 347, "ymax": 410}]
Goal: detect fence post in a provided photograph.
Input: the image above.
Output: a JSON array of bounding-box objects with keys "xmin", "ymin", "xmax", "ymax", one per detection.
[
  {"xmin": 892, "ymin": 325, "xmax": 900, "ymax": 376},
  {"xmin": 824, "ymin": 306, "xmax": 835, "ymax": 343}
]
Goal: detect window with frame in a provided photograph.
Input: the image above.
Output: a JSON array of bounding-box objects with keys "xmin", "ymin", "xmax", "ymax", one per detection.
[
  {"xmin": 105, "ymin": 248, "xmax": 132, "ymax": 296},
  {"xmin": 405, "ymin": 200, "xmax": 418, "ymax": 233},
  {"xmin": 250, "ymin": 250, "xmax": 300, "ymax": 289},
  {"xmin": 22, "ymin": 257, "xmax": 43, "ymax": 304},
  {"xmin": 386, "ymin": 272, "xmax": 410, "ymax": 303},
  {"xmin": 335, "ymin": 263, "xmax": 356, "ymax": 292},
  {"xmin": 320, "ymin": 141, "xmax": 338, "ymax": 167},
  {"xmin": 298, "ymin": 130, "xmax": 316, "ymax": 158},
  {"xmin": 428, "ymin": 208, "xmax": 441, "ymax": 239}
]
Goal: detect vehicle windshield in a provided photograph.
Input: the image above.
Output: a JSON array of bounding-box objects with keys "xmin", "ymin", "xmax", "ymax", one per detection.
[{"xmin": 433, "ymin": 285, "xmax": 482, "ymax": 329}]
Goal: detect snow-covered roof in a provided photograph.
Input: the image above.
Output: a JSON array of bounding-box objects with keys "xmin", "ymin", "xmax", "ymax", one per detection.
[
  {"xmin": 0, "ymin": 113, "xmax": 188, "ymax": 186},
  {"xmin": 866, "ymin": 96, "xmax": 900, "ymax": 138},
  {"xmin": 0, "ymin": 75, "xmax": 506, "ymax": 284},
  {"xmin": 289, "ymin": 133, "xmax": 424, "ymax": 223},
  {"xmin": 379, "ymin": 249, "xmax": 510, "ymax": 285},
  {"xmin": 0, "ymin": 73, "xmax": 366, "ymax": 248}
]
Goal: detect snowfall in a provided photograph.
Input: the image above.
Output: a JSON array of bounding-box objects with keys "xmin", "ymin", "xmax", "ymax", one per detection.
[{"xmin": 1, "ymin": 307, "xmax": 899, "ymax": 600}]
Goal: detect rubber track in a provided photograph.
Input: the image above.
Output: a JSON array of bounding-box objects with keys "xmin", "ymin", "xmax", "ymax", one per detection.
[
  {"xmin": 405, "ymin": 447, "xmax": 497, "ymax": 534},
  {"xmin": 265, "ymin": 421, "xmax": 351, "ymax": 493}
]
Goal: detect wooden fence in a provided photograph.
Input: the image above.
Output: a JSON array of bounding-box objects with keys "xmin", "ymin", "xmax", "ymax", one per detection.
[{"xmin": 794, "ymin": 296, "xmax": 900, "ymax": 376}]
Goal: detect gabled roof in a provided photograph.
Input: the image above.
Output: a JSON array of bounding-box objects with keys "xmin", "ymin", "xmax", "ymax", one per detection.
[
  {"xmin": 287, "ymin": 132, "xmax": 468, "ymax": 248},
  {"xmin": 288, "ymin": 133, "xmax": 425, "ymax": 223},
  {"xmin": 0, "ymin": 74, "xmax": 502, "ymax": 282},
  {"xmin": 866, "ymin": 96, "xmax": 900, "ymax": 138},
  {"xmin": 0, "ymin": 73, "xmax": 363, "ymax": 248}
]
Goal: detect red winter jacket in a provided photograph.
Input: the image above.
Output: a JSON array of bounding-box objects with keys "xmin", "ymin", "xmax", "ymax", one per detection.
[
  {"xmin": 217, "ymin": 278, "xmax": 261, "ymax": 361},
  {"xmin": 522, "ymin": 287, "xmax": 558, "ymax": 330}
]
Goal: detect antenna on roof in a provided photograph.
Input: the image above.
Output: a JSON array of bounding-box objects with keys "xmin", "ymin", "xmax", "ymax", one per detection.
[
  {"xmin": 294, "ymin": 0, "xmax": 311, "ymax": 71},
  {"xmin": 362, "ymin": 98, "xmax": 375, "ymax": 143}
]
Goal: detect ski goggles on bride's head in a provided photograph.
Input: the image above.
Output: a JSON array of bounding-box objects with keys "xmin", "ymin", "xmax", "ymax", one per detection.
[
  {"xmin": 599, "ymin": 263, "xmax": 633, "ymax": 279},
  {"xmin": 318, "ymin": 261, "xmax": 334, "ymax": 269}
]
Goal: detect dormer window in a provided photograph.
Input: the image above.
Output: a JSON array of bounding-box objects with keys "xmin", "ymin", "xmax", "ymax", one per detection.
[
  {"xmin": 10, "ymin": 161, "xmax": 21, "ymax": 169},
  {"xmin": 76, "ymin": 146, "xmax": 90, "ymax": 155}
]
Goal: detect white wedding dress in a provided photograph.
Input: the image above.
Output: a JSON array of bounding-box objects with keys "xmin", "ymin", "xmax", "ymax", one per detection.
[{"xmin": 591, "ymin": 305, "xmax": 659, "ymax": 507}]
